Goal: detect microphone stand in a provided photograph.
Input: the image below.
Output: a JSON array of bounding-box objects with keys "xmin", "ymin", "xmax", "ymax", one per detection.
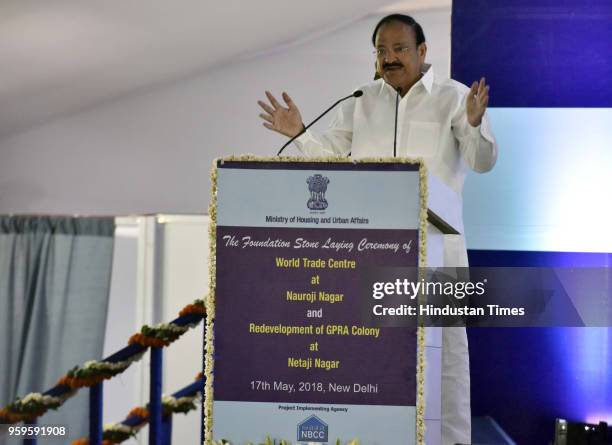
[
  {"xmin": 393, "ymin": 86, "xmax": 401, "ymax": 157},
  {"xmin": 277, "ymin": 91, "xmax": 362, "ymax": 156}
]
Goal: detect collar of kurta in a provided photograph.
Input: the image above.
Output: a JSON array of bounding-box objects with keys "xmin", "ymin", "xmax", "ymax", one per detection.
[{"xmin": 380, "ymin": 63, "xmax": 434, "ymax": 96}]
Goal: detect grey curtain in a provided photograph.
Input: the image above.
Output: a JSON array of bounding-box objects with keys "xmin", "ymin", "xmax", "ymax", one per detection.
[{"xmin": 0, "ymin": 216, "xmax": 114, "ymax": 444}]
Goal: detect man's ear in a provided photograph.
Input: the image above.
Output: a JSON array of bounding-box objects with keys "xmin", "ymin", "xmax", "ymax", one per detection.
[
  {"xmin": 418, "ymin": 42, "xmax": 427, "ymax": 63},
  {"xmin": 374, "ymin": 61, "xmax": 382, "ymax": 80}
]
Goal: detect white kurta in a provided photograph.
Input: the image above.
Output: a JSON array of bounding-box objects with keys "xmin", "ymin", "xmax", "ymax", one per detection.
[{"xmin": 294, "ymin": 64, "xmax": 498, "ymax": 445}]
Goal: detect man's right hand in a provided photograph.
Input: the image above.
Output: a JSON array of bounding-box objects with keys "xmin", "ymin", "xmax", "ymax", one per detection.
[{"xmin": 258, "ymin": 91, "xmax": 304, "ymax": 138}]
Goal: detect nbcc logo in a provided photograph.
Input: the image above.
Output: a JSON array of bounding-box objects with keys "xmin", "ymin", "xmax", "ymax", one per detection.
[{"xmin": 297, "ymin": 415, "xmax": 328, "ymax": 443}]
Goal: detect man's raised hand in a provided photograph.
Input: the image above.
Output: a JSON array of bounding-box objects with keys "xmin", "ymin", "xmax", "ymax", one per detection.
[
  {"xmin": 258, "ymin": 91, "xmax": 304, "ymax": 137},
  {"xmin": 466, "ymin": 77, "xmax": 490, "ymax": 127}
]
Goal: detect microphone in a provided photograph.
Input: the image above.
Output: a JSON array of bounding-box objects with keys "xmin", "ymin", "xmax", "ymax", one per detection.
[
  {"xmin": 277, "ymin": 90, "xmax": 363, "ymax": 156},
  {"xmin": 393, "ymin": 86, "xmax": 401, "ymax": 157}
]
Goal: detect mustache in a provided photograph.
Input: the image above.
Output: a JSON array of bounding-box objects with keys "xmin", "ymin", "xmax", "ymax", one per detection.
[{"xmin": 383, "ymin": 62, "xmax": 404, "ymax": 70}]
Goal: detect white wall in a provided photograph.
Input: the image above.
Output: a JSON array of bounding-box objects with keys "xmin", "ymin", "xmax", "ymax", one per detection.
[{"xmin": 0, "ymin": 9, "xmax": 450, "ymax": 215}]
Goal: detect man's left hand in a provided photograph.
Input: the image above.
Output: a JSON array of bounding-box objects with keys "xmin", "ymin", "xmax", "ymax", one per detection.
[{"xmin": 467, "ymin": 77, "xmax": 490, "ymax": 127}]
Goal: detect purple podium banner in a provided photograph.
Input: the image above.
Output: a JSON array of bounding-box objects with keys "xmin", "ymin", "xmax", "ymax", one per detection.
[{"xmin": 215, "ymin": 226, "xmax": 417, "ymax": 406}]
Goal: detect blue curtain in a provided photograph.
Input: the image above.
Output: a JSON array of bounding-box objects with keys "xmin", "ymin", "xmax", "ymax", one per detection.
[{"xmin": 0, "ymin": 216, "xmax": 115, "ymax": 444}]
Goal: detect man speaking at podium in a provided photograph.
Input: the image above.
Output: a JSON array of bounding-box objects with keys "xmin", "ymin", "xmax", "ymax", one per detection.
[{"xmin": 258, "ymin": 14, "xmax": 497, "ymax": 445}]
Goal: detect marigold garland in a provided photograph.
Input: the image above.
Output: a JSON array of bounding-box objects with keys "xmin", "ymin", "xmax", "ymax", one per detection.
[
  {"xmin": 128, "ymin": 323, "xmax": 190, "ymax": 348},
  {"xmin": 0, "ymin": 392, "xmax": 72, "ymax": 424},
  {"xmin": 127, "ymin": 406, "xmax": 149, "ymax": 420},
  {"xmin": 1, "ymin": 299, "xmax": 206, "ymax": 425},
  {"xmin": 161, "ymin": 394, "xmax": 199, "ymax": 415},
  {"xmin": 70, "ymin": 439, "xmax": 116, "ymax": 445},
  {"xmin": 179, "ymin": 299, "xmax": 206, "ymax": 317},
  {"xmin": 71, "ymin": 392, "xmax": 201, "ymax": 445},
  {"xmin": 58, "ymin": 353, "xmax": 145, "ymax": 389},
  {"xmin": 101, "ymin": 423, "xmax": 138, "ymax": 443},
  {"xmin": 71, "ymin": 423, "xmax": 137, "ymax": 445},
  {"xmin": 0, "ymin": 407, "xmax": 41, "ymax": 424},
  {"xmin": 70, "ymin": 419, "xmax": 144, "ymax": 445},
  {"xmin": 128, "ymin": 300, "xmax": 205, "ymax": 348},
  {"xmin": 127, "ymin": 300, "xmax": 205, "ymax": 347},
  {"xmin": 127, "ymin": 333, "xmax": 168, "ymax": 348}
]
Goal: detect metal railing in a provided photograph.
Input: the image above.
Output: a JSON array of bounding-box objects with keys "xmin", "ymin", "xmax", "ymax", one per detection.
[{"xmin": 0, "ymin": 300, "xmax": 206, "ymax": 445}]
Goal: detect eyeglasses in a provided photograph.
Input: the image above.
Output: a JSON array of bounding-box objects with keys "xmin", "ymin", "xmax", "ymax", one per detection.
[{"xmin": 372, "ymin": 46, "xmax": 412, "ymax": 58}]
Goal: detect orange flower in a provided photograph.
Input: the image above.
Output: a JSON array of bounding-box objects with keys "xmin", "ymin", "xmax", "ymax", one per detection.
[
  {"xmin": 58, "ymin": 375, "xmax": 106, "ymax": 389},
  {"xmin": 179, "ymin": 302, "xmax": 206, "ymax": 317},
  {"xmin": 127, "ymin": 406, "xmax": 149, "ymax": 420},
  {"xmin": 0, "ymin": 408, "xmax": 43, "ymax": 424},
  {"xmin": 0, "ymin": 408, "xmax": 17, "ymax": 423},
  {"xmin": 128, "ymin": 333, "xmax": 170, "ymax": 348}
]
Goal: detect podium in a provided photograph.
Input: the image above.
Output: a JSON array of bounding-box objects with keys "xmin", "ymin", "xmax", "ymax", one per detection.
[
  {"xmin": 205, "ymin": 157, "xmax": 462, "ymax": 445},
  {"xmin": 423, "ymin": 172, "xmax": 464, "ymax": 445}
]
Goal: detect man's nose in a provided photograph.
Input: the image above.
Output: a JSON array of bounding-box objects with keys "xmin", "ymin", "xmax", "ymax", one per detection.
[{"xmin": 383, "ymin": 53, "xmax": 399, "ymax": 64}]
